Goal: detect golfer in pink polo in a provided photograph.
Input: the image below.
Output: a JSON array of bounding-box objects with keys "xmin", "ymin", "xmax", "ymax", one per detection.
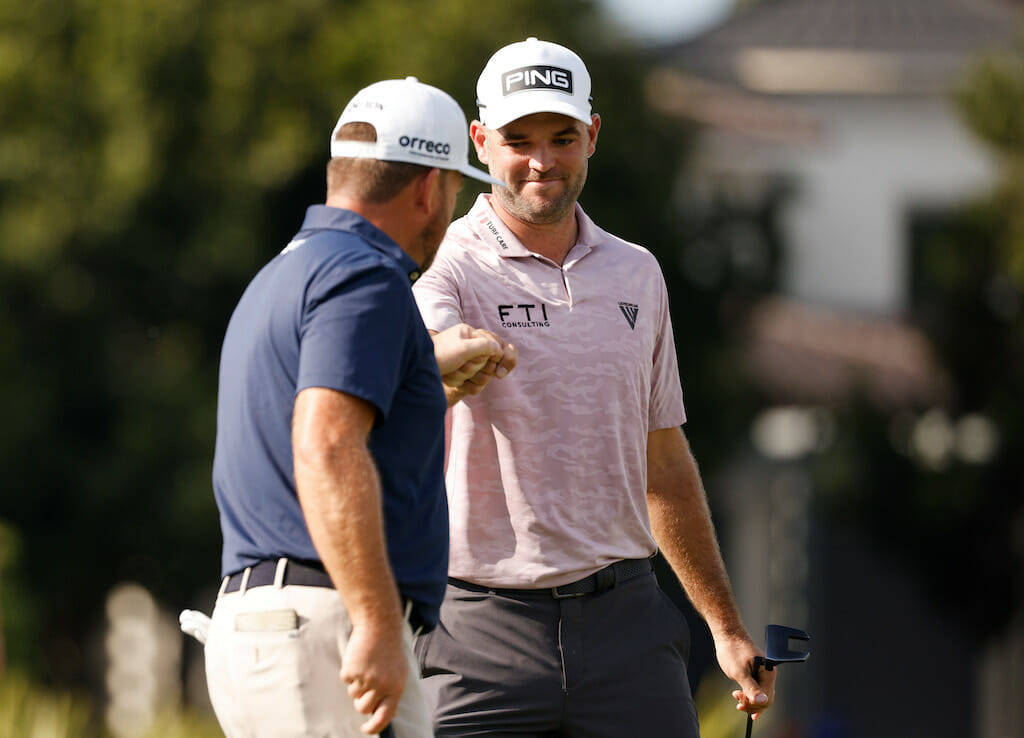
[{"xmin": 413, "ymin": 38, "xmax": 775, "ymax": 737}]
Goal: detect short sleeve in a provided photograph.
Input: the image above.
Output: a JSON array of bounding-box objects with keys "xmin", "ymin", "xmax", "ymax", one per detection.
[
  {"xmin": 297, "ymin": 263, "xmax": 413, "ymax": 418},
  {"xmin": 649, "ymin": 267, "xmax": 687, "ymax": 429},
  {"xmin": 412, "ymin": 246, "xmax": 463, "ymax": 333}
]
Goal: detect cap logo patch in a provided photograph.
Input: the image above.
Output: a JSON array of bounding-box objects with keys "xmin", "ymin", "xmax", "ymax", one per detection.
[
  {"xmin": 501, "ymin": 65, "xmax": 573, "ymax": 96},
  {"xmin": 398, "ymin": 136, "xmax": 452, "ymax": 157},
  {"xmin": 347, "ymin": 100, "xmax": 384, "ymax": 112}
]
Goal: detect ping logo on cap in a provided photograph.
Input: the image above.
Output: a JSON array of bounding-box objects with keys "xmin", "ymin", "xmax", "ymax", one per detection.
[{"xmin": 501, "ymin": 65, "xmax": 574, "ymax": 96}]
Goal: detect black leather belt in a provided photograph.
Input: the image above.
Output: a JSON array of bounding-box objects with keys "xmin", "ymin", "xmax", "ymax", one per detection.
[
  {"xmin": 224, "ymin": 559, "xmax": 331, "ymax": 593},
  {"xmin": 450, "ymin": 557, "xmax": 654, "ymax": 599},
  {"xmin": 223, "ymin": 559, "xmax": 430, "ymax": 633}
]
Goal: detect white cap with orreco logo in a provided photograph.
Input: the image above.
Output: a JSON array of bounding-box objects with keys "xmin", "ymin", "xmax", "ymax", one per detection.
[
  {"xmin": 330, "ymin": 77, "xmax": 502, "ymax": 186},
  {"xmin": 476, "ymin": 37, "xmax": 592, "ymax": 130}
]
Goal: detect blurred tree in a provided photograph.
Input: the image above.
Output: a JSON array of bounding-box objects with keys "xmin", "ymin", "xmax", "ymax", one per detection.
[
  {"xmin": 957, "ymin": 45, "xmax": 1024, "ymax": 290},
  {"xmin": 1, "ymin": 0, "xmax": 748, "ymax": 689},
  {"xmin": 0, "ymin": 521, "xmax": 10, "ymax": 675}
]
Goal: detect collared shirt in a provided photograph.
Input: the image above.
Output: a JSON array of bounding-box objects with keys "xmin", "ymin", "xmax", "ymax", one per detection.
[
  {"xmin": 213, "ymin": 205, "xmax": 448, "ymax": 628},
  {"xmin": 413, "ymin": 194, "xmax": 686, "ymax": 588}
]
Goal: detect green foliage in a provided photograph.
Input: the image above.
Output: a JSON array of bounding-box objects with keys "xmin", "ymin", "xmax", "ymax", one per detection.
[
  {"xmin": 956, "ymin": 44, "xmax": 1024, "ymax": 286},
  {"xmin": 0, "ymin": 519, "xmax": 18, "ymax": 572},
  {"xmin": 0, "ymin": 520, "xmax": 39, "ymax": 668},
  {"xmin": 138, "ymin": 709, "xmax": 224, "ymax": 738},
  {"xmin": 957, "ymin": 50, "xmax": 1024, "ymax": 154},
  {"xmin": 0, "ymin": 673, "xmax": 222, "ymax": 738},
  {"xmin": 0, "ymin": 674, "xmax": 91, "ymax": 738}
]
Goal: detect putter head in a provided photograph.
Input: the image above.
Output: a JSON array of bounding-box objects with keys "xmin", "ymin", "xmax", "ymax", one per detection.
[
  {"xmin": 763, "ymin": 624, "xmax": 810, "ymax": 669},
  {"xmin": 746, "ymin": 625, "xmax": 811, "ymax": 735}
]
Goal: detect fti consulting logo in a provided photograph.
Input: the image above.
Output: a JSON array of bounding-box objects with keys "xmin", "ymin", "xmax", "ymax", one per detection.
[
  {"xmin": 499, "ymin": 303, "xmax": 550, "ymax": 328},
  {"xmin": 618, "ymin": 302, "xmax": 639, "ymax": 330},
  {"xmin": 501, "ymin": 65, "xmax": 574, "ymax": 96}
]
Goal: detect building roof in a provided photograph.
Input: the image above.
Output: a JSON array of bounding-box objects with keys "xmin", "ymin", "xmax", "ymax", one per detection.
[
  {"xmin": 656, "ymin": 0, "xmax": 1021, "ymax": 94},
  {"xmin": 744, "ymin": 297, "xmax": 950, "ymax": 406}
]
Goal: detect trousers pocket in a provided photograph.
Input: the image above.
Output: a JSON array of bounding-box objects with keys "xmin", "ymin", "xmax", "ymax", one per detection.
[
  {"xmin": 413, "ymin": 628, "xmax": 432, "ymax": 675},
  {"xmin": 656, "ymin": 589, "xmax": 691, "ymax": 664},
  {"xmin": 230, "ymin": 618, "xmax": 314, "ymax": 737},
  {"xmin": 235, "ymin": 608, "xmax": 299, "ymax": 632}
]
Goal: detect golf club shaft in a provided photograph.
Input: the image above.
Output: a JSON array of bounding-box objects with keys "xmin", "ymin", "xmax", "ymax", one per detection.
[{"xmin": 745, "ymin": 714, "xmax": 753, "ymax": 738}]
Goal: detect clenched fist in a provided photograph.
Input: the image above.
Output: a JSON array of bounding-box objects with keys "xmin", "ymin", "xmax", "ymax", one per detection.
[{"xmin": 431, "ymin": 324, "xmax": 517, "ymax": 405}]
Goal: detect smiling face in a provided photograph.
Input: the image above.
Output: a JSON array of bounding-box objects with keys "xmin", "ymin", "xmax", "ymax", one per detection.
[{"xmin": 471, "ymin": 111, "xmax": 600, "ymax": 225}]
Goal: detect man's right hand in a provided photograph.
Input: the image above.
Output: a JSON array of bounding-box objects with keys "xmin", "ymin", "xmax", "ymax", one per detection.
[
  {"xmin": 431, "ymin": 324, "xmax": 517, "ymax": 405},
  {"xmin": 341, "ymin": 621, "xmax": 409, "ymax": 735}
]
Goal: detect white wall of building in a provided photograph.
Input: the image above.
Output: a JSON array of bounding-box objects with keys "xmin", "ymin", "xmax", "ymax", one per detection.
[{"xmin": 696, "ymin": 96, "xmax": 996, "ymax": 314}]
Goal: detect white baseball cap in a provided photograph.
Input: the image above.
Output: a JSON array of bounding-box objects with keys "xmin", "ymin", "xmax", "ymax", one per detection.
[
  {"xmin": 330, "ymin": 77, "xmax": 502, "ymax": 186},
  {"xmin": 476, "ymin": 37, "xmax": 592, "ymax": 130}
]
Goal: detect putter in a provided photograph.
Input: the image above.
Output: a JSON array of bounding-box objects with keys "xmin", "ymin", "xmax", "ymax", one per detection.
[{"xmin": 744, "ymin": 624, "xmax": 810, "ymax": 737}]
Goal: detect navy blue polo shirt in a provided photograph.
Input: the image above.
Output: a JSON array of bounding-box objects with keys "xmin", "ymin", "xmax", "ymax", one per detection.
[{"xmin": 212, "ymin": 205, "xmax": 448, "ymax": 628}]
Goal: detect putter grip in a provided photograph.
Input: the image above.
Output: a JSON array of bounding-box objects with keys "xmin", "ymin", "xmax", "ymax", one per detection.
[{"xmin": 746, "ymin": 656, "xmax": 765, "ymax": 736}]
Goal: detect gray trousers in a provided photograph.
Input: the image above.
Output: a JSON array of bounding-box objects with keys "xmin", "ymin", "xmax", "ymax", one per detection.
[{"xmin": 415, "ymin": 571, "xmax": 700, "ymax": 737}]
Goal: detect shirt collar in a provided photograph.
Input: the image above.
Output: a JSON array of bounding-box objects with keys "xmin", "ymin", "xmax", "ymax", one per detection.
[
  {"xmin": 467, "ymin": 195, "xmax": 532, "ymax": 258},
  {"xmin": 468, "ymin": 195, "xmax": 599, "ymax": 264},
  {"xmin": 573, "ymin": 204, "xmax": 600, "ymax": 252},
  {"xmin": 300, "ymin": 205, "xmax": 422, "ymax": 282}
]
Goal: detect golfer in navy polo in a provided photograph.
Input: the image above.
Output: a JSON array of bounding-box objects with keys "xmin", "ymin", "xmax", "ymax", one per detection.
[{"xmin": 202, "ymin": 78, "xmax": 513, "ymax": 738}]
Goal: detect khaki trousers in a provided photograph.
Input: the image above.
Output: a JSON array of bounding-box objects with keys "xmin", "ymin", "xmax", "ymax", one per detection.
[{"xmin": 205, "ymin": 563, "xmax": 431, "ymax": 738}]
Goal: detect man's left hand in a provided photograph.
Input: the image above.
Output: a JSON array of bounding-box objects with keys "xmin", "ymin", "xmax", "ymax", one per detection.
[{"xmin": 715, "ymin": 633, "xmax": 776, "ymax": 720}]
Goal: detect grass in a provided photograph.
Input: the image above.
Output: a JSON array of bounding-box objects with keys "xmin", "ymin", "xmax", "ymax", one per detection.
[
  {"xmin": 0, "ymin": 675, "xmax": 91, "ymax": 738},
  {"xmin": 0, "ymin": 673, "xmax": 223, "ymax": 738}
]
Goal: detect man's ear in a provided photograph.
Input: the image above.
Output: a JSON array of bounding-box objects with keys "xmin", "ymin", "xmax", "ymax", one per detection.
[
  {"xmin": 469, "ymin": 121, "xmax": 489, "ymax": 164},
  {"xmin": 586, "ymin": 114, "xmax": 601, "ymax": 159},
  {"xmin": 413, "ymin": 167, "xmax": 444, "ymax": 215}
]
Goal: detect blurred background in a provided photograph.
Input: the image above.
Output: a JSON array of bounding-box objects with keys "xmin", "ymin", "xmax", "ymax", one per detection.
[{"xmin": 1, "ymin": 0, "xmax": 1023, "ymax": 736}]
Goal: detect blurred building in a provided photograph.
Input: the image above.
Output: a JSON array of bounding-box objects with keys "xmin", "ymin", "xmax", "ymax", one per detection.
[{"xmin": 649, "ymin": 1, "xmax": 1022, "ymax": 736}]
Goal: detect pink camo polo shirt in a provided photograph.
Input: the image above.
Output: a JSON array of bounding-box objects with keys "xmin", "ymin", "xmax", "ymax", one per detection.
[{"xmin": 413, "ymin": 195, "xmax": 686, "ymax": 588}]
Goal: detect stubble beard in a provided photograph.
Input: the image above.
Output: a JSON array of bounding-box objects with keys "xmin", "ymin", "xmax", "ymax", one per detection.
[
  {"xmin": 416, "ymin": 206, "xmax": 450, "ymax": 272},
  {"xmin": 494, "ymin": 163, "xmax": 588, "ymax": 225}
]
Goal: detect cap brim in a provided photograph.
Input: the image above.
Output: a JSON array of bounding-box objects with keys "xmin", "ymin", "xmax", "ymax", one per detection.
[
  {"xmin": 483, "ymin": 99, "xmax": 592, "ymax": 131},
  {"xmin": 459, "ymin": 163, "xmax": 505, "ymax": 188},
  {"xmin": 332, "ymin": 140, "xmax": 503, "ymax": 187}
]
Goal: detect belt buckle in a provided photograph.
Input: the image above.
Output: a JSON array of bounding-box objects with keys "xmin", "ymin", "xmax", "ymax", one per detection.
[{"xmin": 551, "ymin": 584, "xmax": 585, "ymax": 599}]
